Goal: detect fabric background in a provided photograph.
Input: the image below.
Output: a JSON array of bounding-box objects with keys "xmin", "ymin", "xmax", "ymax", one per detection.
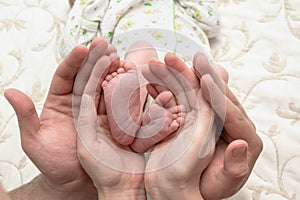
[{"xmin": 0, "ymin": 0, "xmax": 299, "ymax": 199}]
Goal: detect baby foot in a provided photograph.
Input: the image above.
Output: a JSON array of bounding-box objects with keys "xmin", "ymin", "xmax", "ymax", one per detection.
[
  {"xmin": 131, "ymin": 90, "xmax": 186, "ymax": 153},
  {"xmin": 102, "ymin": 62, "xmax": 142, "ymax": 145},
  {"xmin": 102, "ymin": 41, "xmax": 158, "ymax": 146}
]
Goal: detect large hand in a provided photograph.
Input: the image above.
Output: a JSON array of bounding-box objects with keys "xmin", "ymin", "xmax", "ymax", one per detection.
[
  {"xmin": 0, "ymin": 184, "xmax": 10, "ymax": 200},
  {"xmin": 4, "ymin": 39, "xmax": 106, "ymax": 199},
  {"xmin": 143, "ymin": 54, "xmax": 216, "ymax": 200},
  {"xmin": 74, "ymin": 39, "xmax": 146, "ymax": 199},
  {"xmin": 193, "ymin": 53, "xmax": 263, "ymax": 199}
]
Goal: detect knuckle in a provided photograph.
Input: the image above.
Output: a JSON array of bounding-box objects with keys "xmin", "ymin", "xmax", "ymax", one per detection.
[
  {"xmin": 226, "ymin": 106, "xmax": 245, "ymax": 125},
  {"xmin": 254, "ymin": 135, "xmax": 264, "ymax": 154},
  {"xmin": 224, "ymin": 165, "xmax": 248, "ymax": 179},
  {"xmin": 231, "ymin": 94, "xmax": 241, "ymax": 106}
]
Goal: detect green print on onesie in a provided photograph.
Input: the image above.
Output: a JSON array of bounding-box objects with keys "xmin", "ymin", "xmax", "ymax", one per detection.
[{"xmin": 59, "ymin": 0, "xmax": 221, "ymax": 60}]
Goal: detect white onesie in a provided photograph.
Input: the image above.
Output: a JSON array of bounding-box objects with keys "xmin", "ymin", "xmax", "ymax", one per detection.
[{"xmin": 59, "ymin": 0, "xmax": 221, "ymax": 62}]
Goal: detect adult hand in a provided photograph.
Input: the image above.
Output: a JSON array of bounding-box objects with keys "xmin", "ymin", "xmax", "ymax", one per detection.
[
  {"xmin": 143, "ymin": 54, "xmax": 216, "ymax": 200},
  {"xmin": 74, "ymin": 39, "xmax": 146, "ymax": 200},
  {"xmin": 4, "ymin": 39, "xmax": 106, "ymax": 200},
  {"xmin": 0, "ymin": 184, "xmax": 10, "ymax": 200},
  {"xmin": 142, "ymin": 52, "xmax": 262, "ymax": 200},
  {"xmin": 193, "ymin": 52, "xmax": 263, "ymax": 199}
]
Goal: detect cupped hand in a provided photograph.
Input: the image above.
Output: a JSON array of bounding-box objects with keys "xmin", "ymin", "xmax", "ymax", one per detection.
[
  {"xmin": 142, "ymin": 54, "xmax": 217, "ymax": 200},
  {"xmin": 74, "ymin": 39, "xmax": 146, "ymax": 199},
  {"xmin": 4, "ymin": 38, "xmax": 107, "ymax": 199},
  {"xmin": 193, "ymin": 52, "xmax": 263, "ymax": 199}
]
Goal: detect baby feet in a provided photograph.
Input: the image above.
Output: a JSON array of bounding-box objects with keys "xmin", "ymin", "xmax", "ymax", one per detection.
[
  {"xmin": 102, "ymin": 41, "xmax": 186, "ymax": 151},
  {"xmin": 102, "ymin": 62, "xmax": 185, "ymax": 150}
]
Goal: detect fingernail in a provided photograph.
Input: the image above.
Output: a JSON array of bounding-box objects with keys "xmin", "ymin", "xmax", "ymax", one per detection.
[{"xmin": 232, "ymin": 145, "xmax": 247, "ymax": 157}]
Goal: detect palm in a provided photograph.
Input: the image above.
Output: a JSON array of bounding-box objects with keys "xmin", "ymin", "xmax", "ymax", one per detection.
[
  {"xmin": 75, "ymin": 45, "xmax": 145, "ymax": 192},
  {"xmin": 79, "ymin": 113, "xmax": 144, "ymax": 190},
  {"xmin": 34, "ymin": 95, "xmax": 91, "ymax": 187}
]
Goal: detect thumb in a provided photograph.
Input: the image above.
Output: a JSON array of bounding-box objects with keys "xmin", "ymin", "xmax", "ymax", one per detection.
[
  {"xmin": 4, "ymin": 89, "xmax": 39, "ymax": 144},
  {"xmin": 201, "ymin": 140, "xmax": 249, "ymax": 199},
  {"xmin": 221, "ymin": 140, "xmax": 249, "ymax": 197},
  {"xmin": 224, "ymin": 140, "xmax": 249, "ymax": 177}
]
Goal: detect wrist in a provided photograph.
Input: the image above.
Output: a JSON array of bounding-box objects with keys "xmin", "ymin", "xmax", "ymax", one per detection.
[
  {"xmin": 98, "ymin": 188, "xmax": 146, "ymax": 200},
  {"xmin": 146, "ymin": 176, "xmax": 203, "ymax": 200},
  {"xmin": 9, "ymin": 174, "xmax": 97, "ymax": 200},
  {"xmin": 146, "ymin": 170, "xmax": 204, "ymax": 200},
  {"xmin": 40, "ymin": 175, "xmax": 98, "ymax": 200},
  {"xmin": 96, "ymin": 172, "xmax": 145, "ymax": 200},
  {"xmin": 148, "ymin": 185, "xmax": 203, "ymax": 200}
]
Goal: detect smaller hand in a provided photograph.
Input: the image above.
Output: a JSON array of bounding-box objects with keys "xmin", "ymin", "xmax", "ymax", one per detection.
[
  {"xmin": 74, "ymin": 39, "xmax": 146, "ymax": 199},
  {"xmin": 143, "ymin": 54, "xmax": 216, "ymax": 200}
]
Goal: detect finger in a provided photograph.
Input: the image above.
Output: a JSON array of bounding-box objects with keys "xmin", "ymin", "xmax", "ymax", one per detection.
[
  {"xmin": 142, "ymin": 58, "xmax": 164, "ymax": 83},
  {"xmin": 194, "ymin": 63, "xmax": 228, "ymax": 83},
  {"xmin": 164, "ymin": 53, "xmax": 199, "ymax": 110},
  {"xmin": 84, "ymin": 55, "xmax": 111, "ymax": 107},
  {"xmin": 201, "ymin": 74, "xmax": 259, "ymax": 147},
  {"xmin": 148, "ymin": 59, "xmax": 190, "ymax": 110},
  {"xmin": 4, "ymin": 89, "xmax": 39, "ymax": 148},
  {"xmin": 195, "ymin": 63, "xmax": 228, "ymax": 83},
  {"xmin": 164, "ymin": 53, "xmax": 199, "ymax": 90},
  {"xmin": 72, "ymin": 40, "xmax": 109, "ymax": 119},
  {"xmin": 89, "ymin": 37, "xmax": 107, "ymax": 52},
  {"xmin": 50, "ymin": 45, "xmax": 89, "ymax": 95},
  {"xmin": 146, "ymin": 83, "xmax": 177, "ymax": 106},
  {"xmin": 146, "ymin": 83, "xmax": 159, "ymax": 99},
  {"xmin": 193, "ymin": 52, "xmax": 224, "ymax": 92},
  {"xmin": 95, "ymin": 47, "xmax": 119, "ymax": 114},
  {"xmin": 77, "ymin": 94, "xmax": 98, "ymax": 145},
  {"xmin": 143, "ymin": 66, "xmax": 170, "ymax": 97},
  {"xmin": 108, "ymin": 51, "xmax": 120, "ymax": 74},
  {"xmin": 91, "ymin": 55, "xmax": 113, "ymax": 113},
  {"xmin": 216, "ymin": 64, "xmax": 229, "ymax": 83},
  {"xmin": 98, "ymin": 93, "xmax": 106, "ymax": 115},
  {"xmin": 107, "ymin": 43, "xmax": 117, "ymax": 54},
  {"xmin": 201, "ymin": 74, "xmax": 226, "ymax": 123},
  {"xmin": 73, "ymin": 39, "xmax": 108, "ymax": 96},
  {"xmin": 201, "ymin": 140, "xmax": 249, "ymax": 199},
  {"xmin": 201, "ymin": 67, "xmax": 254, "ymax": 129},
  {"xmin": 222, "ymin": 83, "xmax": 255, "ymax": 127}
]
